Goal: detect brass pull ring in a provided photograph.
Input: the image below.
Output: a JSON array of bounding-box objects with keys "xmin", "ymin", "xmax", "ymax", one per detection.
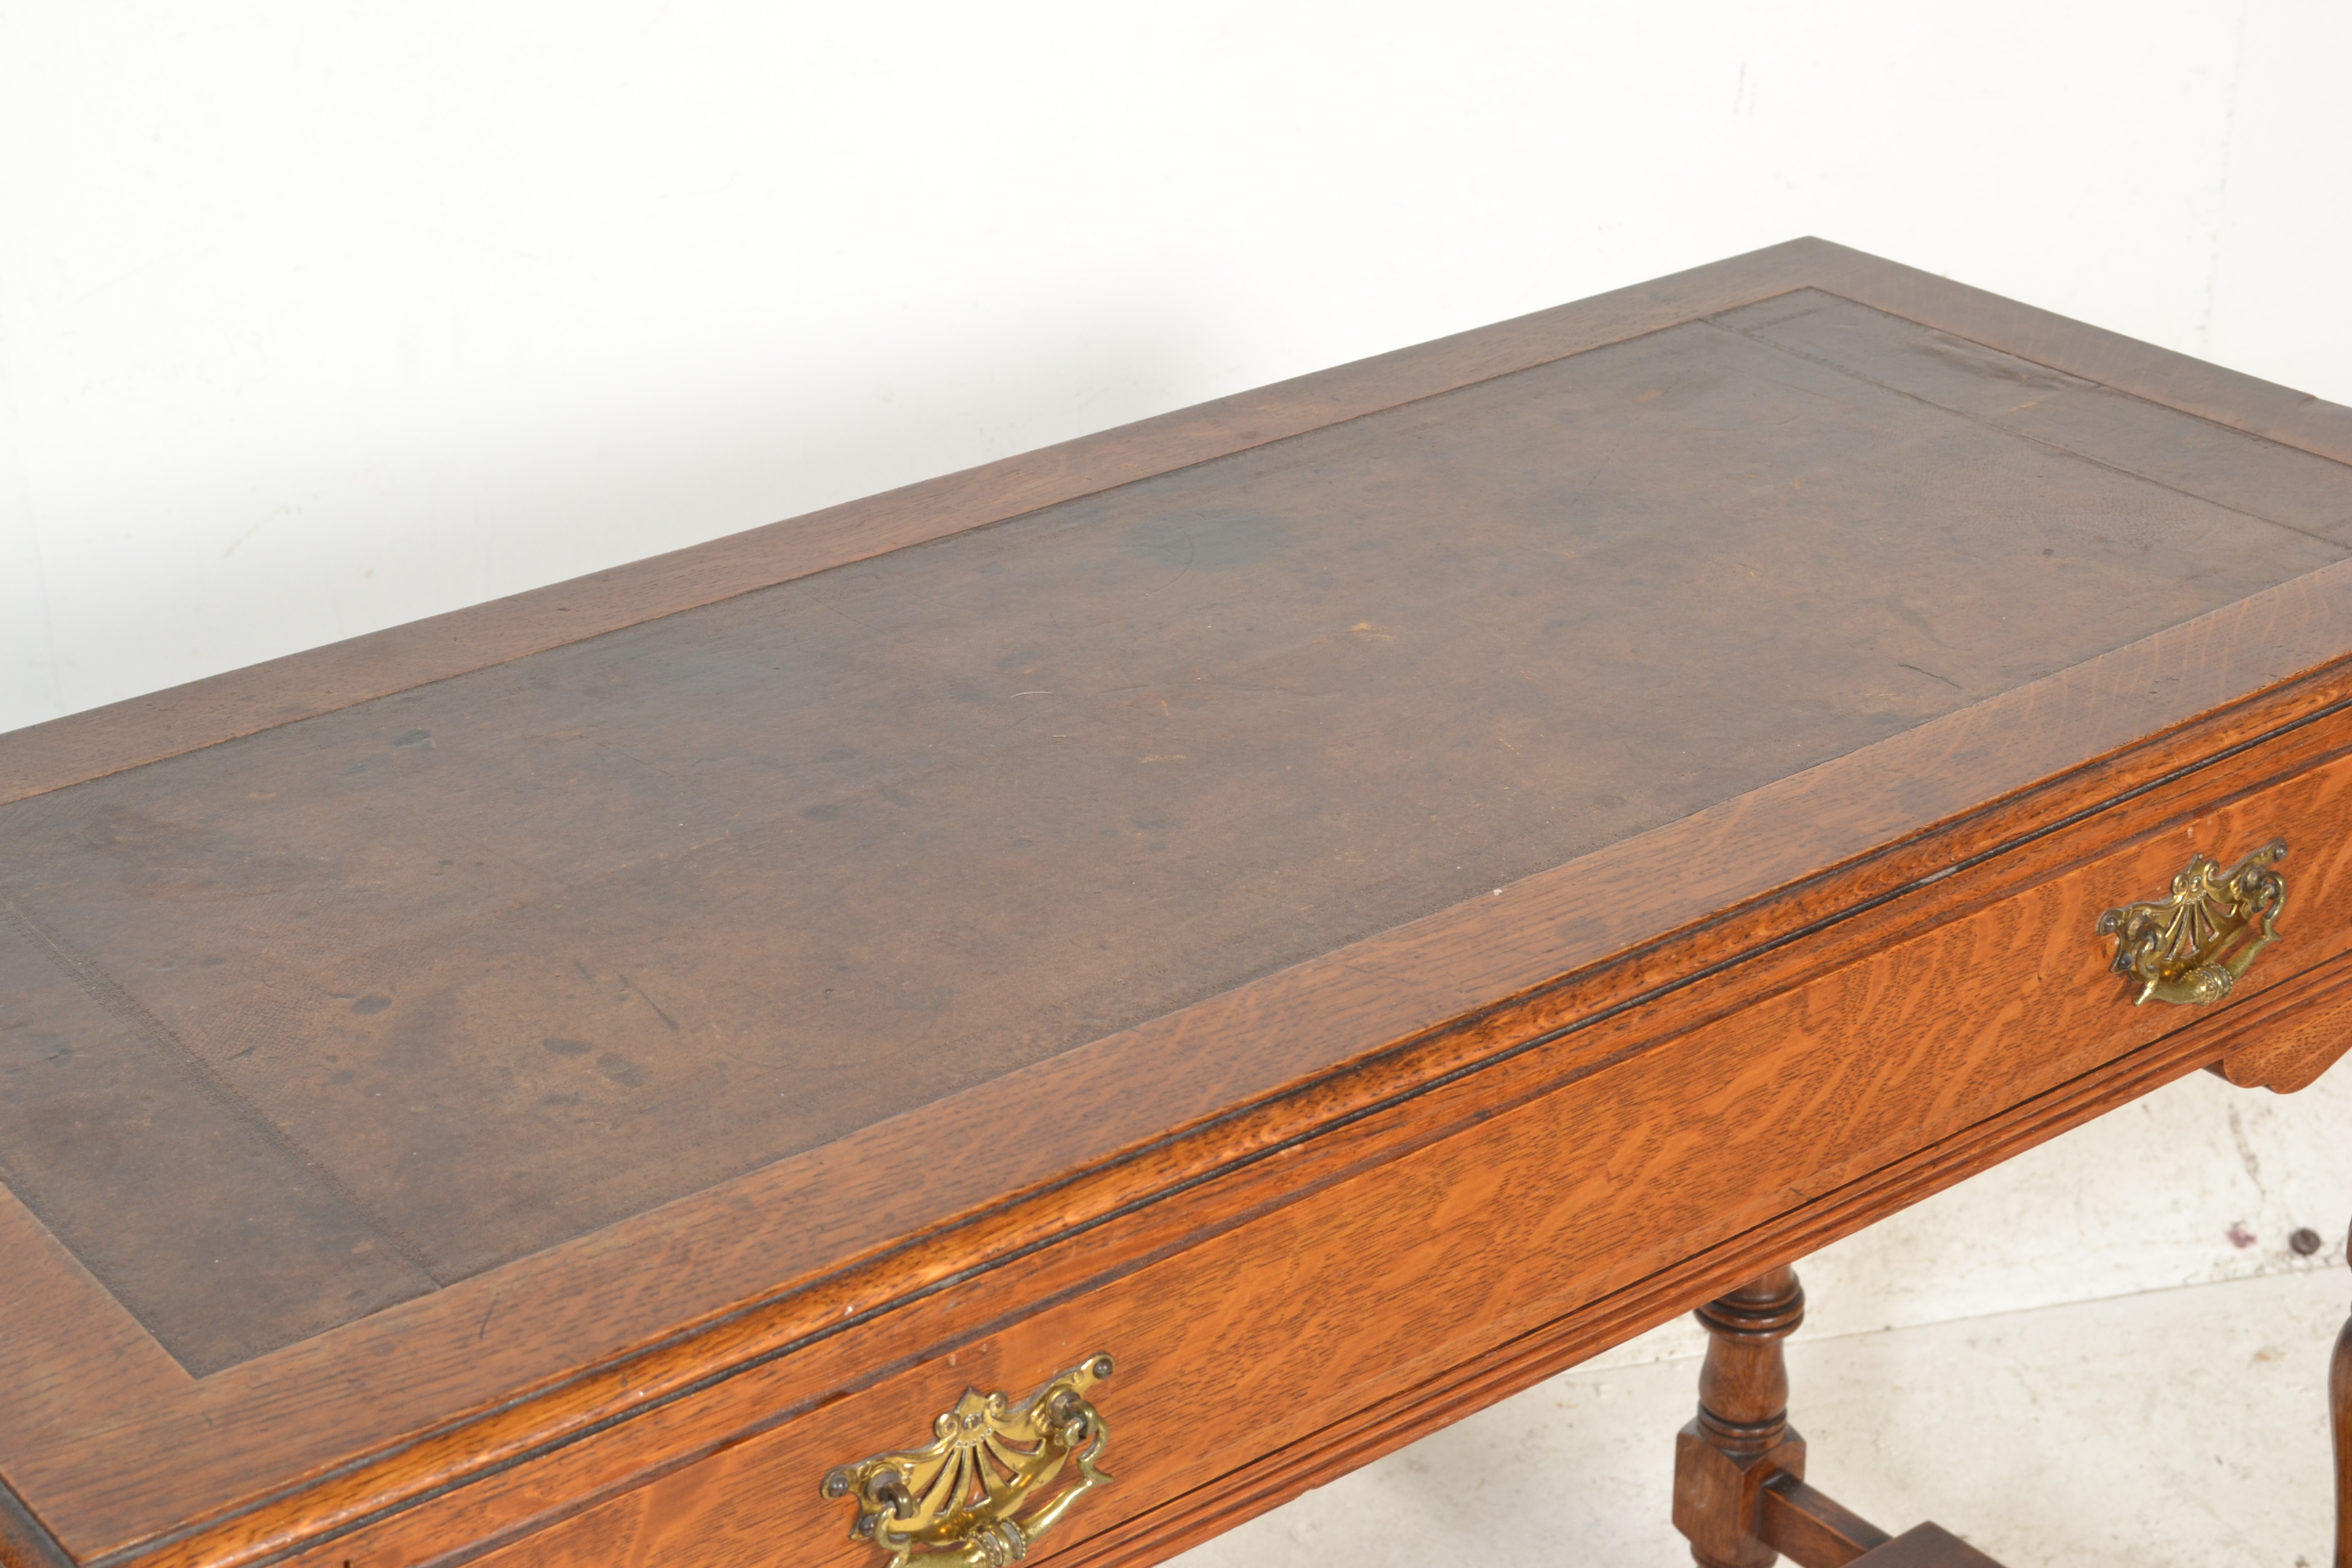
[
  {"xmin": 822, "ymin": 1354, "xmax": 1115, "ymax": 1566},
  {"xmin": 2096, "ymin": 838, "xmax": 2287, "ymax": 1006}
]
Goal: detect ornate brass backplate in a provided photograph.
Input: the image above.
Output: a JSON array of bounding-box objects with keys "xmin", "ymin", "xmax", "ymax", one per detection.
[
  {"xmin": 821, "ymin": 1354, "xmax": 1115, "ymax": 1567},
  {"xmin": 2096, "ymin": 838, "xmax": 2287, "ymax": 1006}
]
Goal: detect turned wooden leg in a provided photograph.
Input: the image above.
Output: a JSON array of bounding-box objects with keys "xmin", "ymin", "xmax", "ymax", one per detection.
[
  {"xmin": 1675, "ymin": 1267, "xmax": 1810, "ymax": 1568},
  {"xmin": 1673, "ymin": 1268, "xmax": 2004, "ymax": 1568},
  {"xmin": 2334, "ymin": 1220, "xmax": 2350, "ymax": 1568}
]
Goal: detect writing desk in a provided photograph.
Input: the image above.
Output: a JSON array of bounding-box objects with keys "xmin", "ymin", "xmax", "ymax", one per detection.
[{"xmin": 1, "ymin": 239, "xmax": 2347, "ymax": 1568}]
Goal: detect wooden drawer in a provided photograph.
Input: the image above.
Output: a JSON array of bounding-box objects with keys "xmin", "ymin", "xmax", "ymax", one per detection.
[{"xmin": 293, "ymin": 719, "xmax": 2352, "ymax": 1568}]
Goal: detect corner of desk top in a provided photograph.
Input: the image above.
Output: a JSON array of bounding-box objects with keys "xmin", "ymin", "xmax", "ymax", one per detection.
[{"xmin": 0, "ymin": 1469, "xmax": 75, "ymax": 1568}]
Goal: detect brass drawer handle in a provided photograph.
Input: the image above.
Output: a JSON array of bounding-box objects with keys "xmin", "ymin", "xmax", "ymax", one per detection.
[
  {"xmin": 2097, "ymin": 838, "xmax": 2287, "ymax": 1006},
  {"xmin": 822, "ymin": 1353, "xmax": 1115, "ymax": 1566}
]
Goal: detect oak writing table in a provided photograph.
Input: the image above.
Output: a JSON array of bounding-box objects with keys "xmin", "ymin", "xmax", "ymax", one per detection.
[{"xmin": 1, "ymin": 239, "xmax": 2349, "ymax": 1568}]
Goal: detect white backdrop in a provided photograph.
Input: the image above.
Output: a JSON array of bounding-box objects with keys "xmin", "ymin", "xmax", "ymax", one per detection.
[{"xmin": 1, "ymin": 1, "xmax": 2348, "ymax": 735}]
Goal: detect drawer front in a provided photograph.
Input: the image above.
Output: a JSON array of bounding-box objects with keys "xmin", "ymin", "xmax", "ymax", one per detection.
[{"xmin": 322, "ymin": 740, "xmax": 2352, "ymax": 1568}]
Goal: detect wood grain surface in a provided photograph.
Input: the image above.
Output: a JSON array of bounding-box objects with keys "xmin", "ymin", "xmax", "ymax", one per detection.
[
  {"xmin": 69, "ymin": 691, "xmax": 2352, "ymax": 1568},
  {"xmin": 5, "ymin": 243, "xmax": 2352, "ymax": 1568},
  {"xmin": 2215, "ymin": 963, "xmax": 2352, "ymax": 1092},
  {"xmin": 1028, "ymin": 956, "xmax": 2346, "ymax": 1568},
  {"xmin": 1760, "ymin": 1475, "xmax": 1900, "ymax": 1568},
  {"xmin": 434, "ymin": 948, "xmax": 2352, "ymax": 1568}
]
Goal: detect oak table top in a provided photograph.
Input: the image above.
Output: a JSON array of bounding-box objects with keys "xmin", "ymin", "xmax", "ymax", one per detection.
[{"xmin": 2, "ymin": 238, "xmax": 2349, "ymax": 1568}]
